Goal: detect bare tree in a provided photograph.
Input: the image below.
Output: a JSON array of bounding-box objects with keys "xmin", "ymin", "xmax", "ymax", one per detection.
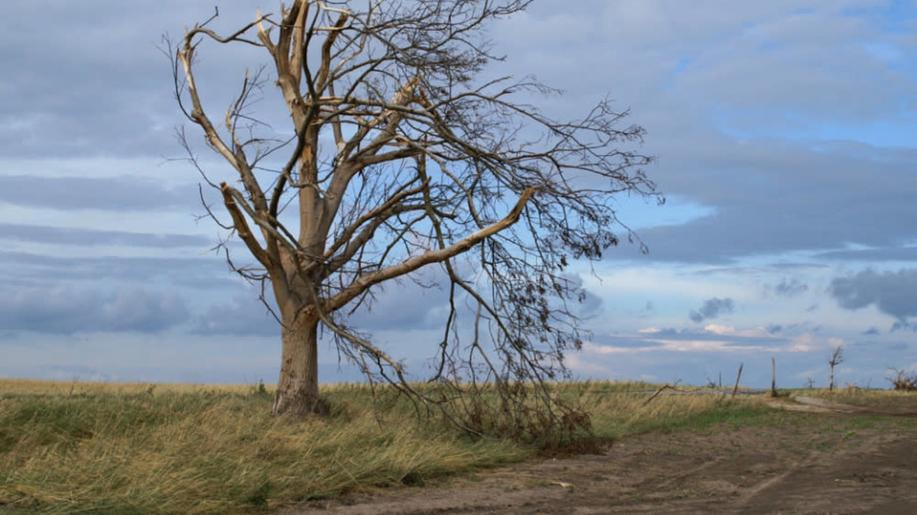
[
  {"xmin": 170, "ymin": 0, "xmax": 656, "ymax": 437},
  {"xmin": 828, "ymin": 345, "xmax": 844, "ymax": 392}
]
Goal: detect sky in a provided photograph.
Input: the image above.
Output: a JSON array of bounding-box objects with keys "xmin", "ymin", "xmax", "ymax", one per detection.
[{"xmin": 1, "ymin": 0, "xmax": 916, "ymax": 389}]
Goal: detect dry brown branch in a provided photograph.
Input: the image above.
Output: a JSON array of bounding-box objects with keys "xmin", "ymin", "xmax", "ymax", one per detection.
[
  {"xmin": 732, "ymin": 363, "xmax": 744, "ymax": 399},
  {"xmin": 643, "ymin": 384, "xmax": 679, "ymax": 406}
]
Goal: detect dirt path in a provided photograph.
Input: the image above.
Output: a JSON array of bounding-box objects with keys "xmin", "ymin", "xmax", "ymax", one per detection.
[{"xmin": 293, "ymin": 407, "xmax": 917, "ymax": 514}]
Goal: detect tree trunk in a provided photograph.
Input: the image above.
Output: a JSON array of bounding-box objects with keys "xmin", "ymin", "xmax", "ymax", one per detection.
[{"xmin": 272, "ymin": 309, "xmax": 323, "ymax": 416}]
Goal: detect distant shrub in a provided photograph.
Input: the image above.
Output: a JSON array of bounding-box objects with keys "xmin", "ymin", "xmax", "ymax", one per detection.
[{"xmin": 888, "ymin": 369, "xmax": 917, "ymax": 391}]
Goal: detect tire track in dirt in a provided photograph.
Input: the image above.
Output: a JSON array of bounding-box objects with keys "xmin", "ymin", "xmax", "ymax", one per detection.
[
  {"xmin": 738, "ymin": 432, "xmax": 917, "ymax": 514},
  {"xmin": 292, "ymin": 405, "xmax": 917, "ymax": 514}
]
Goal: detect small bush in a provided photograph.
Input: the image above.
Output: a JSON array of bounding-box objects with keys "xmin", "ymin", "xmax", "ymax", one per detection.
[{"xmin": 889, "ymin": 369, "xmax": 917, "ymax": 391}]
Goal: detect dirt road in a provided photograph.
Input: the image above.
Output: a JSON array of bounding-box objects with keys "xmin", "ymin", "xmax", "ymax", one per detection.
[{"xmin": 295, "ymin": 408, "xmax": 917, "ymax": 514}]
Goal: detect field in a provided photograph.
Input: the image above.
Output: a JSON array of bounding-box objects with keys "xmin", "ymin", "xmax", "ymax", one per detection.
[{"xmin": 1, "ymin": 380, "xmax": 915, "ymax": 513}]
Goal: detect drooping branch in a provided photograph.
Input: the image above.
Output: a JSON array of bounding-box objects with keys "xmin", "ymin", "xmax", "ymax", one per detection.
[{"xmin": 326, "ymin": 187, "xmax": 534, "ymax": 312}]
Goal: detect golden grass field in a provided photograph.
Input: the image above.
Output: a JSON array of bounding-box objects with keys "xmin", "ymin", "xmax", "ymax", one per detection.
[{"xmin": 5, "ymin": 379, "xmax": 907, "ymax": 513}]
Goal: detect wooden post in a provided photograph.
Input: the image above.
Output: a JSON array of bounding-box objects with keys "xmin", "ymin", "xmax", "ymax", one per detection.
[
  {"xmin": 770, "ymin": 356, "xmax": 777, "ymax": 397},
  {"xmin": 731, "ymin": 363, "xmax": 744, "ymax": 399}
]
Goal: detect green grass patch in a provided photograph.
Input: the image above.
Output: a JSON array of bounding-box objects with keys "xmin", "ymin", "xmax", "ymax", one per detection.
[{"xmin": 794, "ymin": 388, "xmax": 917, "ymax": 411}]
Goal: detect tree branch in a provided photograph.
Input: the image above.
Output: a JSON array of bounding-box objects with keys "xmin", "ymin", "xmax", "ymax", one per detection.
[{"xmin": 326, "ymin": 187, "xmax": 534, "ymax": 312}]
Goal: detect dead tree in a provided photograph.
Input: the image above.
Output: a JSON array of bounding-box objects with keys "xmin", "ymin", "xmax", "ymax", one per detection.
[
  {"xmin": 770, "ymin": 356, "xmax": 777, "ymax": 397},
  {"xmin": 828, "ymin": 345, "xmax": 844, "ymax": 392},
  {"xmin": 731, "ymin": 363, "xmax": 743, "ymax": 398},
  {"xmin": 170, "ymin": 1, "xmax": 656, "ymax": 438}
]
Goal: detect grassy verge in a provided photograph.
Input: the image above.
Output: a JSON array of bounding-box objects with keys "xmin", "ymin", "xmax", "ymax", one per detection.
[
  {"xmin": 1, "ymin": 379, "xmax": 769, "ymax": 513},
  {"xmin": 791, "ymin": 387, "xmax": 917, "ymax": 411},
  {"xmin": 567, "ymin": 382, "xmax": 773, "ymax": 438}
]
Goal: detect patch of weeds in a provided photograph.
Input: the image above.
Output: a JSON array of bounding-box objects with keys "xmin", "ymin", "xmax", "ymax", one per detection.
[
  {"xmin": 0, "ymin": 430, "xmax": 16, "ymax": 453},
  {"xmin": 250, "ymin": 380, "xmax": 271, "ymax": 399},
  {"xmin": 538, "ymin": 433, "xmax": 607, "ymax": 457},
  {"xmin": 245, "ymin": 480, "xmax": 273, "ymax": 509},
  {"xmin": 844, "ymin": 416, "xmax": 880, "ymax": 430},
  {"xmin": 634, "ymin": 403, "xmax": 776, "ymax": 435},
  {"xmin": 814, "ymin": 439, "xmax": 836, "ymax": 452},
  {"xmin": 400, "ymin": 471, "xmax": 425, "ymax": 486}
]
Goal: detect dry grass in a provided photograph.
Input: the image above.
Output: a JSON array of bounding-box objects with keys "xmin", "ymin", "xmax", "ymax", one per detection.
[
  {"xmin": 0, "ymin": 379, "xmax": 769, "ymax": 514},
  {"xmin": 566, "ymin": 382, "xmax": 770, "ymax": 439}
]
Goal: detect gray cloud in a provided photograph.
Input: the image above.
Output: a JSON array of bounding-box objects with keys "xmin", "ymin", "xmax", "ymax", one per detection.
[
  {"xmin": 815, "ymin": 246, "xmax": 917, "ymax": 262},
  {"xmin": 2, "ymin": 0, "xmax": 916, "ymax": 385},
  {"xmin": 689, "ymin": 297, "xmax": 735, "ymax": 323},
  {"xmin": 829, "ymin": 268, "xmax": 917, "ymax": 322},
  {"xmin": 192, "ymin": 294, "xmax": 279, "ymax": 336},
  {"xmin": 3, "ymin": 0, "xmax": 914, "ymax": 265},
  {"xmin": 348, "ymin": 275, "xmax": 452, "ymax": 331},
  {"xmin": 0, "ymin": 1, "xmax": 272, "ymax": 159},
  {"xmin": 609, "ymin": 140, "xmax": 917, "ymax": 264},
  {"xmin": 561, "ymin": 273, "xmax": 604, "ymax": 318},
  {"xmin": 0, "ymin": 175, "xmax": 197, "ymax": 211},
  {"xmin": 0, "ymin": 287, "xmax": 189, "ymax": 333},
  {"xmin": 577, "ymin": 289, "xmax": 604, "ymax": 318},
  {"xmin": 493, "ymin": 2, "xmax": 917, "ymax": 264},
  {"xmin": 192, "ymin": 272, "xmax": 454, "ymax": 337},
  {"xmin": 593, "ymin": 325, "xmax": 782, "ymax": 350},
  {"xmin": 0, "ymin": 223, "xmax": 210, "ymax": 247},
  {"xmin": 578, "ymin": 326, "xmax": 887, "ymax": 388},
  {"xmin": 590, "ymin": 335, "xmax": 665, "ymax": 350},
  {"xmin": 0, "ymin": 251, "xmax": 233, "ymax": 290},
  {"xmin": 692, "ymin": 263, "xmax": 828, "ymax": 276},
  {"xmin": 774, "ymin": 278, "xmax": 808, "ymax": 297},
  {"xmin": 891, "ymin": 320, "xmax": 917, "ymax": 332},
  {"xmin": 496, "ymin": 0, "xmax": 914, "ymax": 121}
]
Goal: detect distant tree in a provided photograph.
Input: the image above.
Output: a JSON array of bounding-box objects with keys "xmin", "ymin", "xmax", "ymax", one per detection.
[
  {"xmin": 170, "ymin": 0, "xmax": 655, "ymax": 436},
  {"xmin": 828, "ymin": 345, "xmax": 844, "ymax": 392}
]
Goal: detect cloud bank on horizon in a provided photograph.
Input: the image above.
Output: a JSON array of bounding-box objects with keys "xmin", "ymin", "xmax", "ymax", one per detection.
[{"xmin": 1, "ymin": 0, "xmax": 916, "ymax": 387}]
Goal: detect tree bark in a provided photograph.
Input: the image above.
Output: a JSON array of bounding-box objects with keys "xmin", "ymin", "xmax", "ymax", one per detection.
[{"xmin": 272, "ymin": 308, "xmax": 323, "ymax": 416}]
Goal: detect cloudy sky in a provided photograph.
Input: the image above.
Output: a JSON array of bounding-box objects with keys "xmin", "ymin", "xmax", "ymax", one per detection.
[{"xmin": 2, "ymin": 0, "xmax": 916, "ymax": 388}]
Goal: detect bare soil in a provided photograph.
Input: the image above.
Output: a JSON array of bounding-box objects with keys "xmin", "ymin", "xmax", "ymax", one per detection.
[{"xmin": 293, "ymin": 404, "xmax": 917, "ymax": 514}]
